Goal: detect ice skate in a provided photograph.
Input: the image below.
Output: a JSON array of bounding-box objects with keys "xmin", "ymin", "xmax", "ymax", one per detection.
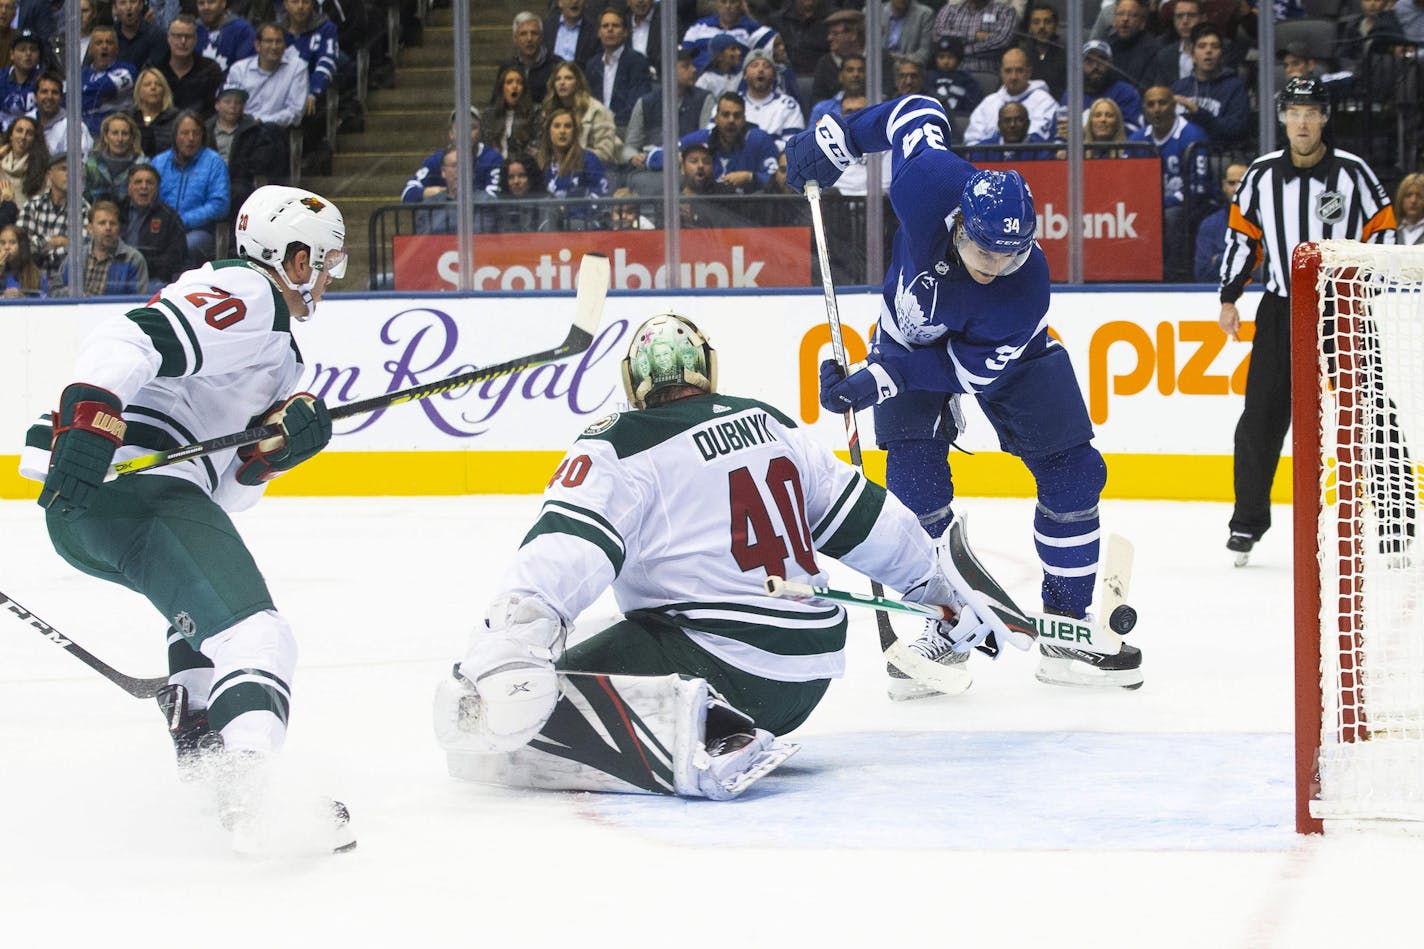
[
  {"xmin": 699, "ymin": 729, "xmax": 799, "ymax": 799},
  {"xmin": 1227, "ymin": 532, "xmax": 1255, "ymax": 567},
  {"xmin": 210, "ymin": 750, "xmax": 357, "ymax": 856},
  {"xmin": 1035, "ymin": 607, "xmax": 1143, "ymax": 690},
  {"xmin": 155, "ymin": 684, "xmax": 223, "ymax": 779},
  {"xmin": 887, "ymin": 618, "xmax": 972, "ymax": 701}
]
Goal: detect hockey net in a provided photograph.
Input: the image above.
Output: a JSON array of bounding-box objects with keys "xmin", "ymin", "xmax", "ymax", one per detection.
[{"xmin": 1293, "ymin": 240, "xmax": 1424, "ymax": 833}]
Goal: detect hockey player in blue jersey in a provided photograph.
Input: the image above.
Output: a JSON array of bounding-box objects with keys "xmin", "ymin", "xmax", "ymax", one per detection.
[{"xmin": 784, "ymin": 94, "xmax": 1143, "ymax": 694}]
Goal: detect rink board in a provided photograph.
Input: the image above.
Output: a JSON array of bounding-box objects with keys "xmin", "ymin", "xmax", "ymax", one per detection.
[{"xmin": 0, "ymin": 287, "xmax": 1263, "ymax": 501}]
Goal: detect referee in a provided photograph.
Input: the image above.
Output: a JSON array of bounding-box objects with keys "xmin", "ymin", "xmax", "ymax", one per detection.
[{"xmin": 1217, "ymin": 76, "xmax": 1398, "ymax": 565}]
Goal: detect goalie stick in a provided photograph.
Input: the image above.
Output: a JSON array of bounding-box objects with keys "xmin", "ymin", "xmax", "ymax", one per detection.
[
  {"xmin": 768, "ymin": 533, "xmax": 1139, "ymax": 658},
  {"xmin": 801, "ymin": 183, "xmax": 946, "ymax": 688},
  {"xmin": 109, "ymin": 253, "xmax": 613, "ymax": 478},
  {"xmin": 1, "ymin": 589, "xmax": 168, "ymax": 698}
]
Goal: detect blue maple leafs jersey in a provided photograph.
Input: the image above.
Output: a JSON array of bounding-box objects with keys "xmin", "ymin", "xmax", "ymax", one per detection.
[{"xmin": 840, "ymin": 95, "xmax": 1053, "ymax": 395}]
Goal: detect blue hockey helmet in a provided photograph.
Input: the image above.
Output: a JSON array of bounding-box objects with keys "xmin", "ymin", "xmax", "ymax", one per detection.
[{"xmin": 953, "ymin": 169, "xmax": 1036, "ymax": 280}]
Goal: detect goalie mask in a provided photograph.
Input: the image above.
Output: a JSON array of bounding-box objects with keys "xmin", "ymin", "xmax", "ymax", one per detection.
[
  {"xmin": 621, "ymin": 314, "xmax": 718, "ymax": 409},
  {"xmin": 235, "ymin": 185, "xmax": 347, "ymax": 311}
]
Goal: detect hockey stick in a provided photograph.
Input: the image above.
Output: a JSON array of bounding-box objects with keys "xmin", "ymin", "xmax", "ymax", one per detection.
[
  {"xmin": 109, "ymin": 253, "xmax": 613, "ymax": 477},
  {"xmin": 763, "ymin": 572, "xmax": 1127, "ymax": 655},
  {"xmin": 803, "ymin": 182, "xmax": 968, "ymax": 696},
  {"xmin": 1, "ymin": 589, "xmax": 168, "ymax": 698}
]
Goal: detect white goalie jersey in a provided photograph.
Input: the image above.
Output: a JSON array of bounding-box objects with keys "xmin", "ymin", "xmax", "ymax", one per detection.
[
  {"xmin": 20, "ymin": 260, "xmax": 305, "ymax": 512},
  {"xmin": 503, "ymin": 393, "xmax": 941, "ymax": 682}
]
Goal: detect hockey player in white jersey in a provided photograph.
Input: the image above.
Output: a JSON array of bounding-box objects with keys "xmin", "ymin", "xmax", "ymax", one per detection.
[
  {"xmin": 19, "ymin": 185, "xmax": 353, "ymax": 853},
  {"xmin": 433, "ymin": 314, "xmax": 1023, "ymax": 800}
]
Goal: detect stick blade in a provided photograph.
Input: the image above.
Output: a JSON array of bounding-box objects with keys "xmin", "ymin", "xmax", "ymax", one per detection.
[{"xmin": 573, "ymin": 253, "xmax": 611, "ymax": 338}]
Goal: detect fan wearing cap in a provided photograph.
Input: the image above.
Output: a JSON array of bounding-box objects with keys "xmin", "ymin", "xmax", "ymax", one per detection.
[
  {"xmin": 0, "ymin": 28, "xmax": 44, "ymax": 130},
  {"xmin": 784, "ymin": 95, "xmax": 1143, "ymax": 691},
  {"xmin": 399, "ymin": 106, "xmax": 503, "ymax": 204},
  {"xmin": 680, "ymin": 0, "xmax": 777, "ymax": 73},
  {"xmin": 1060, "ymin": 39, "xmax": 1142, "ymax": 138},
  {"xmin": 927, "ymin": 35, "xmax": 985, "ymax": 119},
  {"xmin": 739, "ymin": 47, "xmax": 805, "ymax": 150},
  {"xmin": 207, "ymin": 84, "xmax": 284, "ymax": 216},
  {"xmin": 695, "ymin": 32, "xmax": 749, "ymax": 97}
]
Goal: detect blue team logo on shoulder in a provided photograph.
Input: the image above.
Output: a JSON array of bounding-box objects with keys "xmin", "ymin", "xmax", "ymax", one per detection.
[{"xmin": 583, "ymin": 413, "xmax": 620, "ymax": 435}]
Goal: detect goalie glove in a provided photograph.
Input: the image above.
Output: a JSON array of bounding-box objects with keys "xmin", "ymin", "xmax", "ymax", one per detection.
[
  {"xmin": 235, "ymin": 393, "xmax": 332, "ymax": 485},
  {"xmin": 38, "ymin": 383, "xmax": 127, "ymax": 520},
  {"xmin": 437, "ymin": 595, "xmax": 568, "ymax": 754}
]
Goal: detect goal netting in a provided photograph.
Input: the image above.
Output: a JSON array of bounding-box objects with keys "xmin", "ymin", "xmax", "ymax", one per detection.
[{"xmin": 1293, "ymin": 240, "xmax": 1424, "ymax": 833}]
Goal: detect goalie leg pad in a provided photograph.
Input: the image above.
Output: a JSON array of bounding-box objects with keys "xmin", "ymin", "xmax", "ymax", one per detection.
[{"xmin": 443, "ymin": 672, "xmax": 798, "ymax": 800}]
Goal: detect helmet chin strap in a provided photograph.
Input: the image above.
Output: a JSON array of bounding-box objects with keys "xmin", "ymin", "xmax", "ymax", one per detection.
[{"xmin": 253, "ymin": 256, "xmax": 319, "ymax": 319}]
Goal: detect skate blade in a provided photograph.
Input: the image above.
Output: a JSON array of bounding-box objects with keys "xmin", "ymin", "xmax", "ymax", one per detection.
[
  {"xmin": 228, "ymin": 799, "xmax": 356, "ymax": 857},
  {"xmin": 1035, "ymin": 655, "xmax": 1144, "ymax": 690},
  {"xmin": 1232, "ymin": 551, "xmax": 1250, "ymax": 567},
  {"xmin": 719, "ymin": 742, "xmax": 799, "ymax": 798},
  {"xmin": 886, "ymin": 674, "xmax": 973, "ymax": 701}
]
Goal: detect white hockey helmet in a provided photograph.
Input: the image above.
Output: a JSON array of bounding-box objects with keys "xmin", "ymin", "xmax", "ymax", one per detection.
[
  {"xmin": 235, "ymin": 185, "xmax": 347, "ymax": 292},
  {"xmin": 621, "ymin": 313, "xmax": 718, "ymax": 409}
]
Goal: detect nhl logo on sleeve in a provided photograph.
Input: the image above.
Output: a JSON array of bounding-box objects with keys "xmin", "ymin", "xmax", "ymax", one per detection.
[{"xmin": 1315, "ymin": 190, "xmax": 1346, "ymax": 224}]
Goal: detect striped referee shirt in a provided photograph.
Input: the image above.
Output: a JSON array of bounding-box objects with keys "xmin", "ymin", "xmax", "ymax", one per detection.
[{"xmin": 1219, "ymin": 146, "xmax": 1396, "ymax": 303}]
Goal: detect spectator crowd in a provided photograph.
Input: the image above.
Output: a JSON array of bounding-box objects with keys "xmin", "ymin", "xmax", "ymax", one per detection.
[
  {"xmin": 393, "ymin": 0, "xmax": 1422, "ymax": 281},
  {"xmin": 0, "ymin": 0, "xmax": 374, "ymax": 298},
  {"xmin": 5, "ymin": 0, "xmax": 1421, "ymax": 296}
]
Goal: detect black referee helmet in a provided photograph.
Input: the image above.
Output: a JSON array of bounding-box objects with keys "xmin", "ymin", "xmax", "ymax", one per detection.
[{"xmin": 1275, "ymin": 76, "xmax": 1329, "ymax": 118}]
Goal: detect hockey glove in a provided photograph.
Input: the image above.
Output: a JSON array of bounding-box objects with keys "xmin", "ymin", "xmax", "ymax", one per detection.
[
  {"xmin": 784, "ymin": 113, "xmax": 859, "ymax": 194},
  {"xmin": 443, "ymin": 595, "xmax": 567, "ymax": 753},
  {"xmin": 39, "ymin": 383, "xmax": 127, "ymax": 520},
  {"xmin": 819, "ymin": 358, "xmax": 904, "ymax": 413},
  {"xmin": 235, "ymin": 394, "xmax": 332, "ymax": 486},
  {"xmin": 903, "ymin": 514, "xmax": 1038, "ymax": 658}
]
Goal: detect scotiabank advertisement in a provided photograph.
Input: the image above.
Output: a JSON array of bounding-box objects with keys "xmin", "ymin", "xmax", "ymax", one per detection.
[
  {"xmin": 979, "ymin": 157, "xmax": 1163, "ymax": 282},
  {"xmin": 393, "ymin": 228, "xmax": 811, "ymax": 291},
  {"xmin": 393, "ymin": 158, "xmax": 1164, "ymax": 290}
]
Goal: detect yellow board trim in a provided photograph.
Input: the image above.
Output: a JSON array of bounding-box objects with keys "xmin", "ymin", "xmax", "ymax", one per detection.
[{"xmin": 0, "ymin": 451, "xmax": 1290, "ymax": 503}]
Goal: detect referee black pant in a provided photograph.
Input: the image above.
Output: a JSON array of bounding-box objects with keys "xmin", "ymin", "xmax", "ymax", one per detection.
[
  {"xmin": 1230, "ymin": 292, "xmax": 1291, "ymax": 539},
  {"xmin": 1231, "ymin": 291, "xmax": 1417, "ymax": 548}
]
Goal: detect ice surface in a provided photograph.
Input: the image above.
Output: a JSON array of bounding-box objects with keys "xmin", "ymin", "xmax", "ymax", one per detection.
[{"xmin": 3, "ymin": 495, "xmax": 1423, "ymax": 948}]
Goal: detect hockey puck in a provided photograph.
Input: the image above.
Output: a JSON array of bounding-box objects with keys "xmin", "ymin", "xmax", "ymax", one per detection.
[{"xmin": 1108, "ymin": 604, "xmax": 1137, "ymax": 635}]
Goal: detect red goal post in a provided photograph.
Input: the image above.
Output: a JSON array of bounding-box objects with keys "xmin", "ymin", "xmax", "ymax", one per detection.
[{"xmin": 1292, "ymin": 240, "xmax": 1424, "ymax": 834}]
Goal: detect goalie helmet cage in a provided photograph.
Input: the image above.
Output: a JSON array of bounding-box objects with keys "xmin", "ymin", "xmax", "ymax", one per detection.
[{"xmin": 1292, "ymin": 240, "xmax": 1424, "ymax": 835}]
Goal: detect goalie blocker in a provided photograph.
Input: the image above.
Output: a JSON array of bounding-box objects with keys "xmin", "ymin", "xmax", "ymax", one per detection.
[{"xmin": 434, "ymin": 671, "xmax": 798, "ymax": 800}]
